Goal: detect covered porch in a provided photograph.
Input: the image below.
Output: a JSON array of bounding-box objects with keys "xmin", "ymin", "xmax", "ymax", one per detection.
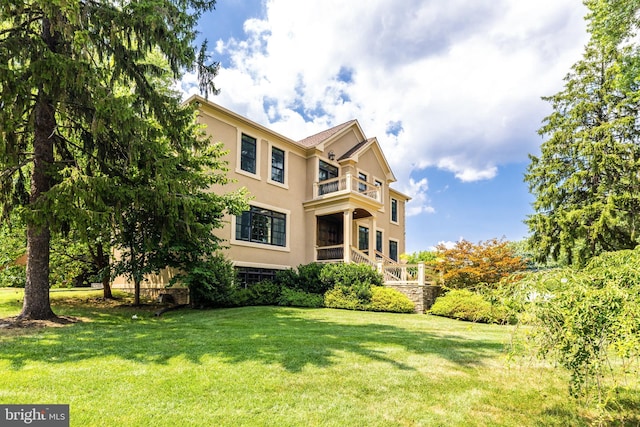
[{"xmin": 314, "ymin": 208, "xmax": 380, "ymax": 263}]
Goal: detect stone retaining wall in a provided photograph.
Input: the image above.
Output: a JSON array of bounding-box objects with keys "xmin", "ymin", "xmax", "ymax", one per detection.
[{"xmin": 385, "ymin": 284, "xmax": 443, "ymax": 313}]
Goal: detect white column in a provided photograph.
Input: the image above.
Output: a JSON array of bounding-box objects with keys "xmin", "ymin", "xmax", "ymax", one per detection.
[
  {"xmin": 369, "ymin": 216, "xmax": 377, "ymax": 262},
  {"xmin": 343, "ymin": 209, "xmax": 352, "ymax": 263},
  {"xmin": 418, "ymin": 262, "xmax": 425, "ymax": 286}
]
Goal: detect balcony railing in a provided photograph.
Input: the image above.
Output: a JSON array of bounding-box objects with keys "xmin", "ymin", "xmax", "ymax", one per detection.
[
  {"xmin": 316, "ymin": 245, "xmax": 344, "ymax": 261},
  {"xmin": 314, "ymin": 173, "xmax": 381, "ymax": 202}
]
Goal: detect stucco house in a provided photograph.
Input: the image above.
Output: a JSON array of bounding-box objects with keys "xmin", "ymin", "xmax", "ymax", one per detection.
[
  {"xmin": 112, "ymin": 96, "xmax": 437, "ymax": 310},
  {"xmin": 193, "ymin": 96, "xmax": 409, "ymax": 281}
]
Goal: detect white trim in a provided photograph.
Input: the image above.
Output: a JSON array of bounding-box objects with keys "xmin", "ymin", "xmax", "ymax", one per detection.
[
  {"xmin": 267, "ymin": 142, "xmax": 289, "ymax": 189},
  {"xmin": 230, "ymin": 201, "xmax": 291, "ymax": 251},
  {"xmin": 236, "ymin": 131, "xmax": 261, "ymax": 180}
]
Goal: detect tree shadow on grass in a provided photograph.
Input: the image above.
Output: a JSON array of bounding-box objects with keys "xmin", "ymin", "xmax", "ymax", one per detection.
[{"xmin": 0, "ymin": 305, "xmax": 506, "ymax": 374}]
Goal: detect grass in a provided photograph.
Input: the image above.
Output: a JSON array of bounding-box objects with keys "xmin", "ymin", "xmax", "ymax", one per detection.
[{"xmin": 0, "ymin": 288, "xmax": 638, "ymax": 426}]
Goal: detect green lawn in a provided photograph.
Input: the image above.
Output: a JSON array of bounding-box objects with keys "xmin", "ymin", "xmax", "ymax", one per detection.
[{"xmin": 0, "ymin": 288, "xmax": 636, "ymax": 426}]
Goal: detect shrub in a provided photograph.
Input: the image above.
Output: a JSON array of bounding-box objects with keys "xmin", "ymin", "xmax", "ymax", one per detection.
[
  {"xmin": 0, "ymin": 265, "xmax": 26, "ymax": 288},
  {"xmin": 369, "ymin": 287, "xmax": 415, "ymax": 313},
  {"xmin": 435, "ymin": 238, "xmax": 526, "ymax": 289},
  {"xmin": 278, "ymin": 288, "xmax": 324, "ymax": 308},
  {"xmin": 275, "ymin": 262, "xmax": 328, "ymax": 294},
  {"xmin": 232, "ymin": 280, "xmax": 282, "ymax": 306},
  {"xmin": 175, "ymin": 254, "xmax": 237, "ymax": 308},
  {"xmin": 325, "ymin": 286, "xmax": 416, "ymax": 313},
  {"xmin": 429, "ymin": 289, "xmax": 508, "ymax": 323},
  {"xmin": 515, "ymin": 248, "xmax": 640, "ymax": 403},
  {"xmin": 320, "ymin": 263, "xmax": 383, "ymax": 303},
  {"xmin": 324, "ymin": 287, "xmax": 362, "ymax": 310}
]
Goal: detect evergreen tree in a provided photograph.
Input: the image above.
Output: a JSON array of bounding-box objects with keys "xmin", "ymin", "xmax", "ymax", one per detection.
[
  {"xmin": 525, "ymin": 1, "xmax": 640, "ymax": 265},
  {"xmin": 0, "ymin": 1, "xmax": 226, "ymax": 319}
]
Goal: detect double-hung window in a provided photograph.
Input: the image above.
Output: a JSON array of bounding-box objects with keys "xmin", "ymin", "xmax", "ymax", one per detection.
[
  {"xmin": 376, "ymin": 230, "xmax": 383, "ymax": 254},
  {"xmin": 236, "ymin": 206, "xmax": 286, "ymax": 247},
  {"xmin": 391, "ymin": 198, "xmax": 398, "ymax": 223},
  {"xmin": 389, "ymin": 240, "xmax": 398, "ymax": 262},
  {"xmin": 358, "ymin": 226, "xmax": 369, "ymax": 253},
  {"xmin": 271, "ymin": 147, "xmax": 285, "ymax": 183},
  {"xmin": 358, "ymin": 172, "xmax": 367, "ymax": 192},
  {"xmin": 240, "ymin": 134, "xmax": 257, "ymax": 174}
]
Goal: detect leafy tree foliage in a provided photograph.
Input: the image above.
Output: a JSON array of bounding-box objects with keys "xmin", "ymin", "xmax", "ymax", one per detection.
[
  {"xmin": 512, "ymin": 249, "xmax": 640, "ymax": 405},
  {"xmin": 400, "ymin": 250, "xmax": 439, "ymax": 265},
  {"xmin": 435, "ymin": 239, "xmax": 526, "ymax": 289},
  {"xmin": 525, "ymin": 0, "xmax": 640, "ymax": 266},
  {"xmin": 0, "ymin": 0, "xmax": 226, "ymax": 319}
]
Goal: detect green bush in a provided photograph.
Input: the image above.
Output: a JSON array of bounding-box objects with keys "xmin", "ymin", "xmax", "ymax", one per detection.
[
  {"xmin": 175, "ymin": 254, "xmax": 237, "ymax": 308},
  {"xmin": 0, "ymin": 265, "xmax": 26, "ymax": 288},
  {"xmin": 369, "ymin": 287, "xmax": 415, "ymax": 313},
  {"xmin": 513, "ymin": 248, "xmax": 640, "ymax": 403},
  {"xmin": 320, "ymin": 263, "xmax": 383, "ymax": 303},
  {"xmin": 324, "ymin": 287, "xmax": 362, "ymax": 310},
  {"xmin": 429, "ymin": 289, "xmax": 508, "ymax": 323},
  {"xmin": 325, "ymin": 286, "xmax": 416, "ymax": 313},
  {"xmin": 275, "ymin": 262, "xmax": 328, "ymax": 294},
  {"xmin": 233, "ymin": 280, "xmax": 282, "ymax": 306},
  {"xmin": 278, "ymin": 288, "xmax": 324, "ymax": 308}
]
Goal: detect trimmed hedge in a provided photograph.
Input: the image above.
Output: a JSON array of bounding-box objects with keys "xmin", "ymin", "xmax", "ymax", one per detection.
[
  {"xmin": 325, "ymin": 285, "xmax": 415, "ymax": 313},
  {"xmin": 429, "ymin": 289, "xmax": 508, "ymax": 323},
  {"xmin": 369, "ymin": 287, "xmax": 415, "ymax": 313},
  {"xmin": 278, "ymin": 288, "xmax": 324, "ymax": 308}
]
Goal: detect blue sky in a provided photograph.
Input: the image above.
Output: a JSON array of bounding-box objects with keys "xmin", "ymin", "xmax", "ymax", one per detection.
[{"xmin": 183, "ymin": 0, "xmax": 590, "ymax": 253}]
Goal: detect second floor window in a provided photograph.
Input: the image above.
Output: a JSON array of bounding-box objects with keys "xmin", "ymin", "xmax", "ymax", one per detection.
[
  {"xmin": 271, "ymin": 147, "xmax": 285, "ymax": 183},
  {"xmin": 319, "ymin": 160, "xmax": 338, "ymax": 182},
  {"xmin": 391, "ymin": 198, "xmax": 398, "ymax": 223},
  {"xmin": 236, "ymin": 206, "xmax": 286, "ymax": 247},
  {"xmin": 241, "ymin": 134, "xmax": 257, "ymax": 174},
  {"xmin": 358, "ymin": 172, "xmax": 367, "ymax": 192}
]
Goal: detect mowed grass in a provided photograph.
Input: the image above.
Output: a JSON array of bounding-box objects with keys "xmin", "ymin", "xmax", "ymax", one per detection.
[{"xmin": 0, "ymin": 288, "xmax": 635, "ymax": 426}]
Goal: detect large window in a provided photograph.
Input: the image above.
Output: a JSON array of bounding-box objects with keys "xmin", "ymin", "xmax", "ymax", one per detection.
[
  {"xmin": 236, "ymin": 267, "xmax": 278, "ymax": 287},
  {"xmin": 391, "ymin": 198, "xmax": 398, "ymax": 223},
  {"xmin": 271, "ymin": 147, "xmax": 285, "ymax": 183},
  {"xmin": 358, "ymin": 226, "xmax": 369, "ymax": 253},
  {"xmin": 389, "ymin": 240, "xmax": 398, "ymax": 262},
  {"xmin": 236, "ymin": 206, "xmax": 286, "ymax": 247},
  {"xmin": 240, "ymin": 133, "xmax": 257, "ymax": 174}
]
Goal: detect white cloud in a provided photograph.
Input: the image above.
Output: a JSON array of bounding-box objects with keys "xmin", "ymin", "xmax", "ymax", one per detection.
[
  {"xmin": 402, "ymin": 177, "xmax": 435, "ymax": 217},
  {"xmin": 187, "ymin": 0, "xmax": 589, "ymax": 213}
]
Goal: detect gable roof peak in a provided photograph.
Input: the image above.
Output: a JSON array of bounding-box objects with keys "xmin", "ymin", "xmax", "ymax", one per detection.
[{"xmin": 297, "ymin": 119, "xmax": 358, "ymax": 148}]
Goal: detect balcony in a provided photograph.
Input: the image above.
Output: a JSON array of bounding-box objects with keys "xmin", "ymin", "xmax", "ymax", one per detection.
[{"xmin": 312, "ymin": 173, "xmax": 381, "ymax": 202}]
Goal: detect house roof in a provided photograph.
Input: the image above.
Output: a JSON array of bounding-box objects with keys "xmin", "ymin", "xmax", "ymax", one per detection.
[
  {"xmin": 338, "ymin": 138, "xmax": 373, "ymax": 161},
  {"xmin": 297, "ymin": 120, "xmax": 357, "ymax": 147}
]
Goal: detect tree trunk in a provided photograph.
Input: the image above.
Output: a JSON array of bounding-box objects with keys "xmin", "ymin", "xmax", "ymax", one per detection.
[
  {"xmin": 18, "ymin": 18, "xmax": 58, "ymax": 320},
  {"xmin": 19, "ymin": 94, "xmax": 56, "ymax": 320},
  {"xmin": 97, "ymin": 244, "xmax": 113, "ymax": 299},
  {"xmin": 134, "ymin": 277, "xmax": 141, "ymax": 306}
]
